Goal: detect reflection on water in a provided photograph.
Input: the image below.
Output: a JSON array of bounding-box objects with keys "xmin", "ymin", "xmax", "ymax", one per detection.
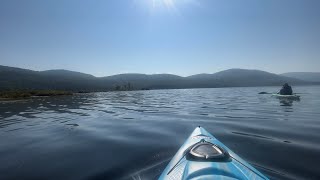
[
  {"xmin": 0, "ymin": 86, "xmax": 320, "ymax": 180},
  {"xmin": 279, "ymin": 98, "xmax": 300, "ymax": 107},
  {"xmin": 280, "ymin": 99, "xmax": 293, "ymax": 107}
]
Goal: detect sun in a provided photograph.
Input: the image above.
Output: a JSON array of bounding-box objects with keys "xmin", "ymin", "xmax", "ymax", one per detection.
[
  {"xmin": 151, "ymin": 0, "xmax": 176, "ymax": 10},
  {"xmin": 135, "ymin": 0, "xmax": 199, "ymax": 14}
]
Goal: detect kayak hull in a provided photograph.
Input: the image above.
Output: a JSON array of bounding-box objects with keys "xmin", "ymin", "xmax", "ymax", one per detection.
[
  {"xmin": 159, "ymin": 127, "xmax": 269, "ymax": 180},
  {"xmin": 272, "ymin": 94, "xmax": 300, "ymax": 100}
]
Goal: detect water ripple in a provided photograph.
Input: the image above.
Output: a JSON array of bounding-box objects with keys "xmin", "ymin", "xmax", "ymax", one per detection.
[{"xmin": 0, "ymin": 86, "xmax": 319, "ymax": 180}]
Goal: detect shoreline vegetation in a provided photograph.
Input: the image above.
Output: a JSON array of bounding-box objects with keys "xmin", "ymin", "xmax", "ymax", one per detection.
[
  {"xmin": 0, "ymin": 90, "xmax": 73, "ymax": 100},
  {"xmin": 0, "ymin": 86, "xmax": 148, "ymax": 101}
]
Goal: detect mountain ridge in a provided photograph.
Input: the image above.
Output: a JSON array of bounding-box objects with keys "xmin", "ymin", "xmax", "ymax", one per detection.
[
  {"xmin": 0, "ymin": 65, "xmax": 315, "ymax": 91},
  {"xmin": 281, "ymin": 72, "xmax": 320, "ymax": 82}
]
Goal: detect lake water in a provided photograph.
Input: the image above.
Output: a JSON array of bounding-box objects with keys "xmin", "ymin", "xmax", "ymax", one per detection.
[{"xmin": 0, "ymin": 86, "xmax": 320, "ymax": 180}]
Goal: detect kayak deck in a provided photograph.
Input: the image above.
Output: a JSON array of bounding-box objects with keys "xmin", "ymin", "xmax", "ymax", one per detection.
[{"xmin": 159, "ymin": 127, "xmax": 269, "ymax": 180}]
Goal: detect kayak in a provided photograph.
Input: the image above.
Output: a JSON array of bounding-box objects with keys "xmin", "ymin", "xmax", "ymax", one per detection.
[
  {"xmin": 272, "ymin": 94, "xmax": 300, "ymax": 100},
  {"xmin": 159, "ymin": 127, "xmax": 269, "ymax": 180}
]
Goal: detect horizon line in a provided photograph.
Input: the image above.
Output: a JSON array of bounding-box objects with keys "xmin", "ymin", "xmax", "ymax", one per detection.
[{"xmin": 1, "ymin": 64, "xmax": 319, "ymax": 78}]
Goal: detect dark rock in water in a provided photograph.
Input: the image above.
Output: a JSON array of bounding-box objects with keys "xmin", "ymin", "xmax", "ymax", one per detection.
[{"xmin": 258, "ymin": 92, "xmax": 269, "ymax": 94}]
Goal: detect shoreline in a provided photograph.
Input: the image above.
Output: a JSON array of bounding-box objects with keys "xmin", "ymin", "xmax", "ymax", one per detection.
[{"xmin": 0, "ymin": 90, "xmax": 73, "ymax": 100}]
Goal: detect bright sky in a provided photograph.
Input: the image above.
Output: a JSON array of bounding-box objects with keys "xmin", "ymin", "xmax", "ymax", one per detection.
[{"xmin": 0, "ymin": 0, "xmax": 319, "ymax": 77}]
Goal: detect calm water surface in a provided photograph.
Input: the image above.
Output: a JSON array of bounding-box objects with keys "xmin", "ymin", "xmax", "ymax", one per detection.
[{"xmin": 0, "ymin": 86, "xmax": 320, "ymax": 180}]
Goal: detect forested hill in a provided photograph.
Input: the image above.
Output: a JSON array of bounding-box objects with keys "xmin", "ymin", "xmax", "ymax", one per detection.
[
  {"xmin": 0, "ymin": 65, "xmax": 311, "ymax": 91},
  {"xmin": 281, "ymin": 72, "xmax": 320, "ymax": 82}
]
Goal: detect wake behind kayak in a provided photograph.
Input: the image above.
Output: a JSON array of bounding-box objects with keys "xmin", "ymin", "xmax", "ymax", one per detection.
[{"xmin": 159, "ymin": 127, "xmax": 269, "ymax": 180}]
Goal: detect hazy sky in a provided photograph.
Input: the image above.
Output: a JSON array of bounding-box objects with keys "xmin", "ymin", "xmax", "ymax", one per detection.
[{"xmin": 0, "ymin": 0, "xmax": 319, "ymax": 77}]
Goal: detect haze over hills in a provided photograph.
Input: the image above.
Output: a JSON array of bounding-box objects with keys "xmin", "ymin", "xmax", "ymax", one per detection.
[
  {"xmin": 281, "ymin": 72, "xmax": 320, "ymax": 82},
  {"xmin": 0, "ymin": 65, "xmax": 315, "ymax": 92},
  {"xmin": 40, "ymin": 70, "xmax": 95, "ymax": 79}
]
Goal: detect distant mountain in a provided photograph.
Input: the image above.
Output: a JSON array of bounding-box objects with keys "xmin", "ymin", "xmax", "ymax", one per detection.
[
  {"xmin": 0, "ymin": 65, "xmax": 48, "ymax": 90},
  {"xmin": 0, "ymin": 65, "xmax": 105, "ymax": 91},
  {"xmin": 102, "ymin": 74, "xmax": 184, "ymax": 89},
  {"xmin": 185, "ymin": 69, "xmax": 304, "ymax": 88},
  {"xmin": 0, "ymin": 65, "xmax": 312, "ymax": 91},
  {"xmin": 281, "ymin": 72, "xmax": 320, "ymax": 82}
]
